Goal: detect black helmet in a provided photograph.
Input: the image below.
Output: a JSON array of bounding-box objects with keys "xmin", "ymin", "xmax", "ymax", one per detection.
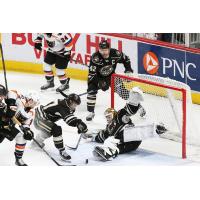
[
  {"xmin": 99, "ymin": 40, "xmax": 110, "ymax": 49},
  {"xmin": 67, "ymin": 93, "xmax": 81, "ymax": 105},
  {"xmin": 0, "ymin": 84, "xmax": 7, "ymax": 96}
]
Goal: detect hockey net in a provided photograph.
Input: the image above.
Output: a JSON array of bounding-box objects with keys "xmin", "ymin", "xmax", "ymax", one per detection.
[{"xmin": 111, "ymin": 73, "xmax": 200, "ymax": 158}]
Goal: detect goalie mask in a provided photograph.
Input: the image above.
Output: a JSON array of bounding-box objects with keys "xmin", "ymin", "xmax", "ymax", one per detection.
[
  {"xmin": 104, "ymin": 108, "xmax": 117, "ymax": 124},
  {"xmin": 128, "ymin": 87, "xmax": 144, "ymax": 106}
]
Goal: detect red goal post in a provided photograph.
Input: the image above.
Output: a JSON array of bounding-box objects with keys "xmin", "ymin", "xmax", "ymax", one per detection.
[{"xmin": 111, "ymin": 73, "xmax": 187, "ymax": 159}]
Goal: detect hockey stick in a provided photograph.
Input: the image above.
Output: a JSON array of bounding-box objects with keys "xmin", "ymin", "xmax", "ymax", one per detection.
[
  {"xmin": 66, "ymin": 133, "xmax": 83, "ymax": 150},
  {"xmin": 59, "ymin": 89, "xmax": 98, "ymax": 99},
  {"xmin": 0, "ymin": 43, "xmax": 8, "ymax": 92}
]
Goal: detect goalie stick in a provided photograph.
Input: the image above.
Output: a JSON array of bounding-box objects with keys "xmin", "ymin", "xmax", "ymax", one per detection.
[{"xmin": 65, "ymin": 133, "xmax": 83, "ymax": 150}]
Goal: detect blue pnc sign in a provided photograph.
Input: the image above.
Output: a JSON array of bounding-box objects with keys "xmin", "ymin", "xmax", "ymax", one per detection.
[{"xmin": 138, "ymin": 42, "xmax": 200, "ymax": 92}]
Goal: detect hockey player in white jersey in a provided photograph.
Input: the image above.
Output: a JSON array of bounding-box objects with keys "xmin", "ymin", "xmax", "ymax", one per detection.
[
  {"xmin": 91, "ymin": 87, "xmax": 167, "ymax": 161},
  {"xmin": 1, "ymin": 88, "xmax": 39, "ymax": 166},
  {"xmin": 34, "ymin": 33, "xmax": 73, "ymax": 92}
]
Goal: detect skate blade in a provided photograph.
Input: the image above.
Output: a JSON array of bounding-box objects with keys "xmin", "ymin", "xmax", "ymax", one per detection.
[
  {"xmin": 40, "ymin": 88, "xmax": 55, "ymax": 93},
  {"xmin": 60, "ymin": 158, "xmax": 72, "ymax": 163}
]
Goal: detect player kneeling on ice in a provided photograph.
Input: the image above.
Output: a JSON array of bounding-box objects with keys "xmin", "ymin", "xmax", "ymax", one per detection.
[
  {"xmin": 0, "ymin": 85, "xmax": 39, "ymax": 166},
  {"xmin": 32, "ymin": 93, "xmax": 88, "ymax": 161},
  {"xmin": 90, "ymin": 87, "xmax": 167, "ymax": 161}
]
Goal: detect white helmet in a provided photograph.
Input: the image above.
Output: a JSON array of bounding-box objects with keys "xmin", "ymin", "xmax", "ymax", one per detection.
[
  {"xmin": 128, "ymin": 87, "xmax": 144, "ymax": 105},
  {"xmin": 24, "ymin": 90, "xmax": 40, "ymax": 107}
]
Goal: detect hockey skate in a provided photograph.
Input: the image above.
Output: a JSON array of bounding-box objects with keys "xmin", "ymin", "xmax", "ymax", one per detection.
[
  {"xmin": 59, "ymin": 150, "xmax": 71, "ymax": 161},
  {"xmin": 56, "ymin": 82, "xmax": 69, "ymax": 93},
  {"xmin": 86, "ymin": 112, "xmax": 95, "ymax": 121},
  {"xmin": 93, "ymin": 146, "xmax": 118, "ymax": 161},
  {"xmin": 41, "ymin": 81, "xmax": 55, "ymax": 91},
  {"xmin": 15, "ymin": 158, "xmax": 28, "ymax": 166},
  {"xmin": 56, "ymin": 78, "xmax": 70, "ymax": 93}
]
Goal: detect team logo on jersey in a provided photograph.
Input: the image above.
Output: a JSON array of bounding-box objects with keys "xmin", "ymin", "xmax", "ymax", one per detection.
[{"xmin": 143, "ymin": 51, "xmax": 159, "ymax": 75}]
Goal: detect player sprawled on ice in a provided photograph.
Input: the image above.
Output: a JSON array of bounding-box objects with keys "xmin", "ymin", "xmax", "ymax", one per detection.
[
  {"xmin": 86, "ymin": 40, "xmax": 133, "ymax": 121},
  {"xmin": 32, "ymin": 93, "xmax": 88, "ymax": 161},
  {"xmin": 34, "ymin": 33, "xmax": 73, "ymax": 92},
  {"xmin": 0, "ymin": 85, "xmax": 39, "ymax": 166},
  {"xmin": 90, "ymin": 87, "xmax": 167, "ymax": 161}
]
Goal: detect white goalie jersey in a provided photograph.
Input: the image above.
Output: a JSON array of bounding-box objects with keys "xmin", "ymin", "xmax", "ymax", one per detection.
[{"xmin": 35, "ymin": 33, "xmax": 73, "ymax": 53}]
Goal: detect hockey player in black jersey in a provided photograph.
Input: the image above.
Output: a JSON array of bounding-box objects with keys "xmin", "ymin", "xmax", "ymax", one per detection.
[
  {"xmin": 32, "ymin": 93, "xmax": 88, "ymax": 161},
  {"xmin": 34, "ymin": 33, "xmax": 73, "ymax": 92},
  {"xmin": 91, "ymin": 87, "xmax": 167, "ymax": 161},
  {"xmin": 86, "ymin": 40, "xmax": 133, "ymax": 121}
]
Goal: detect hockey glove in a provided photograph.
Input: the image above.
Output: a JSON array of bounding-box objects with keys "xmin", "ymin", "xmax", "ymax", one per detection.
[
  {"xmin": 98, "ymin": 79, "xmax": 109, "ymax": 91},
  {"xmin": 23, "ymin": 127, "xmax": 34, "ymax": 140},
  {"xmin": 77, "ymin": 119, "xmax": 88, "ymax": 134},
  {"xmin": 34, "ymin": 42, "xmax": 42, "ymax": 51},
  {"xmin": 63, "ymin": 50, "xmax": 71, "ymax": 60}
]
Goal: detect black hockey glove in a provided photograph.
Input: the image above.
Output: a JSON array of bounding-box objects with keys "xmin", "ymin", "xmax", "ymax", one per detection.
[
  {"xmin": 6, "ymin": 107, "xmax": 17, "ymax": 118},
  {"xmin": 62, "ymin": 50, "xmax": 71, "ymax": 60},
  {"xmin": 22, "ymin": 127, "xmax": 34, "ymax": 140},
  {"xmin": 124, "ymin": 69, "xmax": 133, "ymax": 74},
  {"xmin": 34, "ymin": 42, "xmax": 42, "ymax": 51},
  {"xmin": 98, "ymin": 79, "xmax": 110, "ymax": 91},
  {"xmin": 76, "ymin": 119, "xmax": 88, "ymax": 134}
]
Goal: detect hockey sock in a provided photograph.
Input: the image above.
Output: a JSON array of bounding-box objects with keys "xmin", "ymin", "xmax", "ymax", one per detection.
[
  {"xmin": 58, "ymin": 74, "xmax": 68, "ymax": 85},
  {"xmin": 53, "ymin": 135, "xmax": 64, "ymax": 150},
  {"xmin": 15, "ymin": 143, "xmax": 26, "ymax": 159},
  {"xmin": 87, "ymin": 94, "xmax": 96, "ymax": 112},
  {"xmin": 44, "ymin": 71, "xmax": 54, "ymax": 82}
]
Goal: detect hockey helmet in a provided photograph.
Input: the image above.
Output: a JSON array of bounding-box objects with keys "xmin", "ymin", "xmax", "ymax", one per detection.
[
  {"xmin": 99, "ymin": 40, "xmax": 110, "ymax": 49},
  {"xmin": 24, "ymin": 90, "xmax": 40, "ymax": 107},
  {"xmin": 68, "ymin": 93, "xmax": 81, "ymax": 105}
]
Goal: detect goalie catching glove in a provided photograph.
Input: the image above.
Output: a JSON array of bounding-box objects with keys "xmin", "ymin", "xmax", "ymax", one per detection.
[{"xmin": 93, "ymin": 136, "xmax": 120, "ymax": 161}]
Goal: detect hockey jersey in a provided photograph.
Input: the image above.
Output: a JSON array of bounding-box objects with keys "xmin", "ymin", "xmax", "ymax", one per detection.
[
  {"xmin": 6, "ymin": 90, "xmax": 35, "ymax": 128},
  {"xmin": 35, "ymin": 33, "xmax": 73, "ymax": 53},
  {"xmin": 89, "ymin": 48, "xmax": 133, "ymax": 80},
  {"xmin": 37, "ymin": 99, "xmax": 80, "ymax": 127}
]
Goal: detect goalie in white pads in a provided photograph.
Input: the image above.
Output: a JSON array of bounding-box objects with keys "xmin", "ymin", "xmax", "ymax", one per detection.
[{"xmin": 92, "ymin": 87, "xmax": 167, "ymax": 161}]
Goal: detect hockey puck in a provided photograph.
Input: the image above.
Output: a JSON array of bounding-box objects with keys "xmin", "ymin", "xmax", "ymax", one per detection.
[{"xmin": 85, "ymin": 159, "xmax": 89, "ymax": 164}]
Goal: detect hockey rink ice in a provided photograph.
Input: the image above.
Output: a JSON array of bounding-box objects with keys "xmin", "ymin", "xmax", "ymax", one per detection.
[{"xmin": 1, "ymin": 71, "xmax": 200, "ymax": 166}]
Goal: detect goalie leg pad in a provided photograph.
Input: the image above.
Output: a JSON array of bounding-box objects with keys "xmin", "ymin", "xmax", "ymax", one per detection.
[
  {"xmin": 118, "ymin": 141, "xmax": 142, "ymax": 154},
  {"xmin": 123, "ymin": 123, "xmax": 158, "ymax": 142}
]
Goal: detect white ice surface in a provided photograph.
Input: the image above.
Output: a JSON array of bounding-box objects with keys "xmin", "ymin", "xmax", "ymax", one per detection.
[{"xmin": 1, "ymin": 71, "xmax": 200, "ymax": 166}]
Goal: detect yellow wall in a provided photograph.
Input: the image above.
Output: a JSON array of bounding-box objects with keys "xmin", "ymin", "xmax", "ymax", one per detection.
[{"xmin": 0, "ymin": 60, "xmax": 88, "ymax": 81}]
